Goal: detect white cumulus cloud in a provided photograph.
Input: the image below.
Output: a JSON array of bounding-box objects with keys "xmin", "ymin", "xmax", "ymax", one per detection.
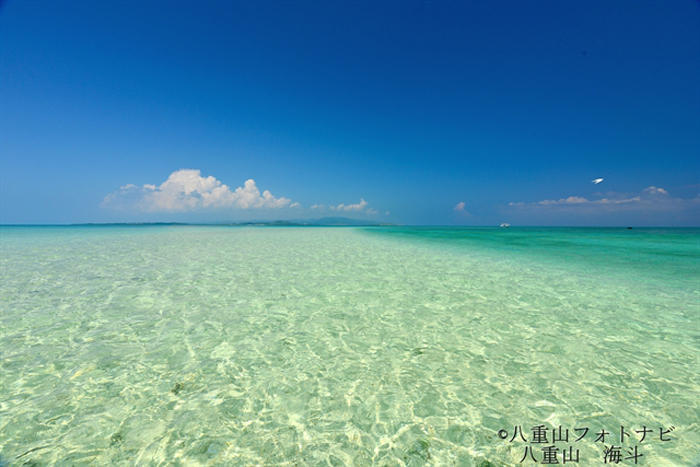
[
  {"xmin": 102, "ymin": 169, "xmax": 294, "ymax": 212},
  {"xmin": 310, "ymin": 198, "xmax": 383, "ymax": 215},
  {"xmin": 453, "ymin": 200, "xmax": 471, "ymax": 215},
  {"xmin": 330, "ymin": 198, "xmax": 368, "ymax": 212}
]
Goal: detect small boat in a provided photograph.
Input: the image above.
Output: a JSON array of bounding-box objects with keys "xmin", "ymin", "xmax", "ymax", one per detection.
[{"xmin": 499, "ymin": 223, "xmax": 510, "ymax": 228}]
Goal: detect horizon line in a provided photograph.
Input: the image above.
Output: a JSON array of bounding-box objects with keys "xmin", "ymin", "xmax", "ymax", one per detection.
[{"xmin": 1, "ymin": 223, "xmax": 698, "ymax": 228}]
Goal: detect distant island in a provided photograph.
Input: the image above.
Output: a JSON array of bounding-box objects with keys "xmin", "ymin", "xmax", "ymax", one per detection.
[
  {"xmin": 212, "ymin": 217, "xmax": 391, "ymax": 226},
  {"xmin": 73, "ymin": 217, "xmax": 392, "ymax": 227}
]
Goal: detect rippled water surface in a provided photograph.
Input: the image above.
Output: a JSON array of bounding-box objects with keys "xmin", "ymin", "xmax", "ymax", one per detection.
[{"xmin": 1, "ymin": 226, "xmax": 698, "ymax": 465}]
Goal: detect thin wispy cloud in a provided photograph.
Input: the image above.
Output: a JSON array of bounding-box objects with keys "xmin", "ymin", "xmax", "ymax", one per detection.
[
  {"xmin": 508, "ymin": 186, "xmax": 698, "ymax": 212},
  {"xmin": 102, "ymin": 169, "xmax": 297, "ymax": 212},
  {"xmin": 454, "ymin": 201, "xmax": 466, "ymax": 211},
  {"xmin": 643, "ymin": 186, "xmax": 668, "ymax": 196}
]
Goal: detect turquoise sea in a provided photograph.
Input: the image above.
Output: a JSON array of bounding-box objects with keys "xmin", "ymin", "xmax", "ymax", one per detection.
[{"xmin": 0, "ymin": 226, "xmax": 698, "ymax": 465}]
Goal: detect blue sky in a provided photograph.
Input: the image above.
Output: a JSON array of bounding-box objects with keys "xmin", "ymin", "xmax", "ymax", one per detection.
[{"xmin": 1, "ymin": 0, "xmax": 699, "ymax": 225}]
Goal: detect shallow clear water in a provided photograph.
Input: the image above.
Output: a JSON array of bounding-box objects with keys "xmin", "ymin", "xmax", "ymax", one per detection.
[{"xmin": 0, "ymin": 226, "xmax": 698, "ymax": 465}]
